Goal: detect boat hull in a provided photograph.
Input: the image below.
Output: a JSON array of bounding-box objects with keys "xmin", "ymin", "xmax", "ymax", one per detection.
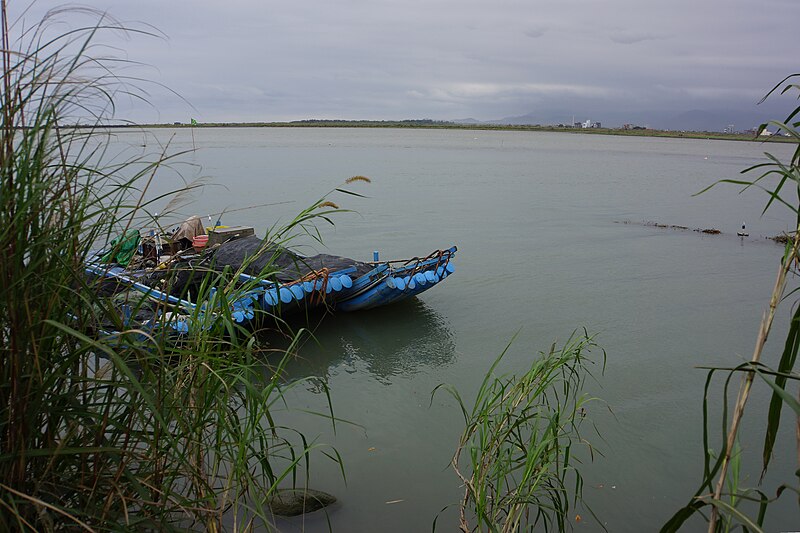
[{"xmin": 86, "ymin": 245, "xmax": 457, "ymax": 336}]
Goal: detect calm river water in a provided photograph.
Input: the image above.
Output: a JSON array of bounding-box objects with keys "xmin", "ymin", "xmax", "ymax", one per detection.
[{"xmin": 118, "ymin": 127, "xmax": 798, "ymax": 531}]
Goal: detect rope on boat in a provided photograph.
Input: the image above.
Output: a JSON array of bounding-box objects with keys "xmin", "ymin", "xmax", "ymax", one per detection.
[
  {"xmin": 293, "ymin": 267, "xmax": 330, "ymax": 306},
  {"xmin": 377, "ymin": 248, "xmax": 455, "ymax": 292}
]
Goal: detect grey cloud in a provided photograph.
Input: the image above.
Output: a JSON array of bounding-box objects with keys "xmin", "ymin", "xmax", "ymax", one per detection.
[
  {"xmin": 11, "ymin": 0, "xmax": 800, "ymax": 128},
  {"xmin": 524, "ymin": 27, "xmax": 548, "ymax": 39},
  {"xmin": 609, "ymin": 31, "xmax": 665, "ymax": 45}
]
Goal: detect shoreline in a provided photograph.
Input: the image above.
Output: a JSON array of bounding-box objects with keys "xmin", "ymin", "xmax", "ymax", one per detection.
[{"xmin": 70, "ymin": 121, "xmax": 794, "ymax": 143}]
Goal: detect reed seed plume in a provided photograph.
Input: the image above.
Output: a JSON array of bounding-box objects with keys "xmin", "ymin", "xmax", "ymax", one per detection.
[
  {"xmin": 345, "ymin": 175, "xmax": 371, "ymax": 184},
  {"xmin": 317, "ymin": 201, "xmax": 339, "ymax": 209},
  {"xmin": 160, "ymin": 175, "xmax": 210, "ymax": 217}
]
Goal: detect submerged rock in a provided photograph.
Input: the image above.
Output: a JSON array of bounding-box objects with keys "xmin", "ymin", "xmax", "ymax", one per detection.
[{"xmin": 268, "ymin": 488, "xmax": 337, "ymax": 517}]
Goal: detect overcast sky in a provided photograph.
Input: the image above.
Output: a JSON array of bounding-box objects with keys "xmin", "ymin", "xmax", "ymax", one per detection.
[{"xmin": 11, "ymin": 0, "xmax": 800, "ymax": 127}]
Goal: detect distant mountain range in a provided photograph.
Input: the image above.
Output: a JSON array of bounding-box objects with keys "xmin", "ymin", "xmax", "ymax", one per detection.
[{"xmin": 452, "ymin": 107, "xmax": 783, "ymax": 132}]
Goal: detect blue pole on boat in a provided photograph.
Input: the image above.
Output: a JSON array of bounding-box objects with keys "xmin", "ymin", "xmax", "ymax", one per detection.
[
  {"xmin": 85, "ymin": 264, "xmax": 197, "ymax": 311},
  {"xmin": 238, "ymin": 272, "xmax": 275, "ymax": 288},
  {"xmin": 373, "ymin": 250, "xmax": 379, "ymax": 261}
]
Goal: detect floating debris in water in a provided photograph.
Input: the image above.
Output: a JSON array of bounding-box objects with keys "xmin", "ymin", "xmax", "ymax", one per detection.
[
  {"xmin": 768, "ymin": 234, "xmax": 792, "ymax": 244},
  {"xmin": 616, "ymin": 220, "xmax": 721, "ymax": 235}
]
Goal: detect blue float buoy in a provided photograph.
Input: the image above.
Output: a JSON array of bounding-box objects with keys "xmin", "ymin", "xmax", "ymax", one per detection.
[
  {"xmin": 314, "ymin": 279, "xmax": 324, "ymax": 291},
  {"xmin": 414, "ymin": 272, "xmax": 427, "ymax": 285},
  {"xmin": 263, "ymin": 291, "xmax": 277, "ymax": 306},
  {"xmin": 279, "ymin": 287, "xmax": 294, "ymax": 303},
  {"xmin": 407, "ymin": 276, "xmax": 416, "ymax": 290},
  {"xmin": 386, "ymin": 277, "xmax": 396, "ymax": 289},
  {"xmin": 330, "ymin": 277, "xmax": 343, "ymax": 291},
  {"xmin": 425, "ymin": 270, "xmax": 436, "ymax": 283},
  {"xmin": 340, "ymin": 275, "xmax": 353, "ymax": 288},
  {"xmin": 290, "ymin": 285, "xmax": 305, "ymax": 300},
  {"xmin": 303, "ymin": 281, "xmax": 314, "ymax": 293},
  {"xmin": 395, "ymin": 276, "xmax": 406, "ymax": 290}
]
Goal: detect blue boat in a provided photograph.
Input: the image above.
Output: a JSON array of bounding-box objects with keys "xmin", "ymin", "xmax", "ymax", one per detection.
[
  {"xmin": 86, "ymin": 229, "xmax": 457, "ymax": 337},
  {"xmin": 331, "ymin": 247, "xmax": 457, "ymax": 312},
  {"xmin": 209, "ymin": 235, "xmax": 456, "ymax": 315}
]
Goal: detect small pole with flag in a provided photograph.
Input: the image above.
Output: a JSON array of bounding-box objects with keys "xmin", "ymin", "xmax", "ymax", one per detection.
[{"xmin": 190, "ymin": 118, "xmax": 197, "ymax": 150}]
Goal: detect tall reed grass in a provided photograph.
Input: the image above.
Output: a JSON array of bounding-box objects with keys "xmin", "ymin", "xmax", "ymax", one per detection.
[
  {"xmin": 664, "ymin": 75, "xmax": 800, "ymax": 532},
  {"xmin": 435, "ymin": 331, "xmax": 604, "ymax": 532},
  {"xmin": 0, "ymin": 6, "xmax": 344, "ymax": 531}
]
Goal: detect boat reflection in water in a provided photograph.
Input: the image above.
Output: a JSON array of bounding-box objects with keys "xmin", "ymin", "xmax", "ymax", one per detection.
[{"xmin": 266, "ymin": 299, "xmax": 456, "ymax": 385}]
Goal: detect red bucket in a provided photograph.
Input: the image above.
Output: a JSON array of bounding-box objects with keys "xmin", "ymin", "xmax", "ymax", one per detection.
[{"xmin": 192, "ymin": 235, "xmax": 209, "ymax": 252}]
